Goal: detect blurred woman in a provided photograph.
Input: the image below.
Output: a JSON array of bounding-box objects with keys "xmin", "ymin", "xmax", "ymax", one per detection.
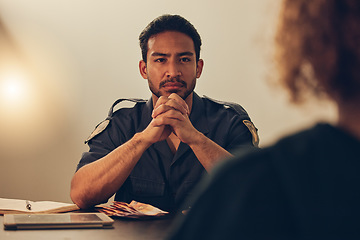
[{"xmin": 167, "ymin": 0, "xmax": 360, "ymax": 239}]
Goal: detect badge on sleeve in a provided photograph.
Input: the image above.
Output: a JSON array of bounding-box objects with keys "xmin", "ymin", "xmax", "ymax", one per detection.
[
  {"xmin": 243, "ymin": 120, "xmax": 259, "ymax": 147},
  {"xmin": 84, "ymin": 119, "xmax": 110, "ymax": 144}
]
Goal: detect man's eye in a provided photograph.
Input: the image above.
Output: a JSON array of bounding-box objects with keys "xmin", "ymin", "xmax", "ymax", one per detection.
[
  {"xmin": 155, "ymin": 58, "xmax": 166, "ymax": 63},
  {"xmin": 180, "ymin": 58, "xmax": 191, "ymax": 62}
]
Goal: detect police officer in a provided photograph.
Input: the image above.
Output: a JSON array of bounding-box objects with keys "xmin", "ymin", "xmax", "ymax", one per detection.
[{"xmin": 70, "ymin": 14, "xmax": 258, "ymax": 212}]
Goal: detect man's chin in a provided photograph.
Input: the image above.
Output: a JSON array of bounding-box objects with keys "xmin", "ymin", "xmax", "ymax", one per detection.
[
  {"xmin": 162, "ymin": 90, "xmax": 182, "ymax": 97},
  {"xmin": 155, "ymin": 89, "xmax": 192, "ymax": 100},
  {"xmin": 167, "ymin": 91, "xmax": 189, "ymax": 100}
]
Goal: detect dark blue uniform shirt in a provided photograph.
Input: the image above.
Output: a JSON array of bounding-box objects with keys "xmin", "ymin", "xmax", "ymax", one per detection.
[{"xmin": 76, "ymin": 92, "xmax": 257, "ymax": 212}]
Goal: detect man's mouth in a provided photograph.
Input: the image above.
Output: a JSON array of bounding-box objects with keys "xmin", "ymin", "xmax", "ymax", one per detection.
[
  {"xmin": 162, "ymin": 82, "xmax": 184, "ymax": 89},
  {"xmin": 160, "ymin": 79, "xmax": 186, "ymax": 90}
]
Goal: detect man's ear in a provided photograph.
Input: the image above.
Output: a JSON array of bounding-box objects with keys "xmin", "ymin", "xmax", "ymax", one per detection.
[
  {"xmin": 139, "ymin": 60, "xmax": 148, "ymax": 79},
  {"xmin": 196, "ymin": 59, "xmax": 204, "ymax": 78}
]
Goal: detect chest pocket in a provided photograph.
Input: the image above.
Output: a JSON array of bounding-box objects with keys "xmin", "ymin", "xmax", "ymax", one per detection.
[{"xmin": 128, "ymin": 176, "xmax": 165, "ymax": 197}]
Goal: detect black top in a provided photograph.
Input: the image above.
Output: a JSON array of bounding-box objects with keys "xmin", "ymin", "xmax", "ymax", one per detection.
[
  {"xmin": 168, "ymin": 123, "xmax": 360, "ymax": 239},
  {"xmin": 76, "ymin": 93, "xmax": 256, "ymax": 212}
]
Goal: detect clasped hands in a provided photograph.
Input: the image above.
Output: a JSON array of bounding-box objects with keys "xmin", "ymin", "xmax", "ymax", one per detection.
[{"xmin": 144, "ymin": 93, "xmax": 198, "ymax": 144}]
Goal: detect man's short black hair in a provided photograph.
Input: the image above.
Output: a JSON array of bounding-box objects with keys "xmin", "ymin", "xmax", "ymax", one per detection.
[{"xmin": 139, "ymin": 14, "xmax": 202, "ymax": 63}]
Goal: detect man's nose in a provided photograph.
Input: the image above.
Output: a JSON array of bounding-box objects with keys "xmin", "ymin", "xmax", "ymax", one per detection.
[{"xmin": 166, "ymin": 62, "xmax": 181, "ymax": 78}]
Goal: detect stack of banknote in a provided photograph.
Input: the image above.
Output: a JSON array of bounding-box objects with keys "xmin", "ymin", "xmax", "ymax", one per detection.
[{"xmin": 96, "ymin": 201, "xmax": 169, "ymax": 219}]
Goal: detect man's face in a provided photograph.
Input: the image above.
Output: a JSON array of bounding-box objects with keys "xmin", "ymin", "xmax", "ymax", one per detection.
[{"xmin": 139, "ymin": 31, "xmax": 203, "ymax": 100}]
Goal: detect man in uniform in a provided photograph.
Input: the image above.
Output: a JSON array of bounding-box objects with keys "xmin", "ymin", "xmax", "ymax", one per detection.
[{"xmin": 70, "ymin": 14, "xmax": 258, "ymax": 212}]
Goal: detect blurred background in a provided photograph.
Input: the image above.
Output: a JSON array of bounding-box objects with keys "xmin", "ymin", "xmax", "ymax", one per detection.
[{"xmin": 0, "ymin": 0, "xmax": 336, "ymax": 203}]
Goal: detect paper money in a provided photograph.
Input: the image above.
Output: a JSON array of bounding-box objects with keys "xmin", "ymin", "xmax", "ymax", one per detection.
[{"xmin": 96, "ymin": 201, "xmax": 168, "ymax": 219}]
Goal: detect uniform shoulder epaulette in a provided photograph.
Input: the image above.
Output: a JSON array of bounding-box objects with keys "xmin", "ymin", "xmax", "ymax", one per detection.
[
  {"xmin": 107, "ymin": 98, "xmax": 147, "ymax": 117},
  {"xmin": 203, "ymin": 95, "xmax": 249, "ymax": 118},
  {"xmin": 203, "ymin": 95, "xmax": 260, "ymax": 147},
  {"xmin": 84, "ymin": 98, "xmax": 147, "ymax": 144}
]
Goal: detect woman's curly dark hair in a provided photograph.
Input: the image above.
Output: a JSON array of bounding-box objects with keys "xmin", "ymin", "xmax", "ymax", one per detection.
[{"xmin": 275, "ymin": 0, "xmax": 360, "ymax": 103}]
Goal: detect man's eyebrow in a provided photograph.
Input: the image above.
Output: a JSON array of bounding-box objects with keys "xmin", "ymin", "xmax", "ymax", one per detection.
[
  {"xmin": 150, "ymin": 52, "xmax": 194, "ymax": 57},
  {"xmin": 150, "ymin": 52, "xmax": 169, "ymax": 57},
  {"xmin": 178, "ymin": 52, "xmax": 194, "ymax": 57}
]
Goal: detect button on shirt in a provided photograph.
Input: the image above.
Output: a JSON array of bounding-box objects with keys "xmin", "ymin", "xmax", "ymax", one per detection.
[{"xmin": 76, "ymin": 92, "xmax": 255, "ymax": 212}]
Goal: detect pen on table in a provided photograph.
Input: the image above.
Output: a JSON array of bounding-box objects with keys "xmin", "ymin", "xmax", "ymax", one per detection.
[{"xmin": 26, "ymin": 200, "xmax": 32, "ymax": 210}]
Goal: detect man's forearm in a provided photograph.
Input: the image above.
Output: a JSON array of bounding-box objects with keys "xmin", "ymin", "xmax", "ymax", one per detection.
[
  {"xmin": 188, "ymin": 131, "xmax": 233, "ymax": 172},
  {"xmin": 70, "ymin": 132, "xmax": 151, "ymax": 209}
]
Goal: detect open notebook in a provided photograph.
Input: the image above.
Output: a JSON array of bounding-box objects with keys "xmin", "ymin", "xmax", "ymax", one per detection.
[{"xmin": 0, "ymin": 198, "xmax": 79, "ymax": 215}]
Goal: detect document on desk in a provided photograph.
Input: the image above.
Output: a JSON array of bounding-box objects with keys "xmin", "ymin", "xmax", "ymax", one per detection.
[{"xmin": 0, "ymin": 198, "xmax": 79, "ymax": 215}]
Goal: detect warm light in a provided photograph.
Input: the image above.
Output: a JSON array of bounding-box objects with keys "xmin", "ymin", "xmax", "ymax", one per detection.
[
  {"xmin": 0, "ymin": 69, "xmax": 42, "ymax": 135},
  {"xmin": 1, "ymin": 72, "xmax": 30, "ymax": 104}
]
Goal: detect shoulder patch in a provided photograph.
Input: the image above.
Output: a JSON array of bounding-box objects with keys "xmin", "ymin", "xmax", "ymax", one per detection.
[
  {"xmin": 243, "ymin": 120, "xmax": 260, "ymax": 147},
  {"xmin": 84, "ymin": 98, "xmax": 147, "ymax": 144}
]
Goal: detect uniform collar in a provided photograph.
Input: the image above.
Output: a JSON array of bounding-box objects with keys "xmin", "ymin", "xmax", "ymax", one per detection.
[{"xmin": 137, "ymin": 92, "xmax": 210, "ymax": 135}]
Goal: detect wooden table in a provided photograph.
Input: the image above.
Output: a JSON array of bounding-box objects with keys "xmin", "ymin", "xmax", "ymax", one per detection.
[{"xmin": 1, "ymin": 215, "xmax": 174, "ymax": 240}]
